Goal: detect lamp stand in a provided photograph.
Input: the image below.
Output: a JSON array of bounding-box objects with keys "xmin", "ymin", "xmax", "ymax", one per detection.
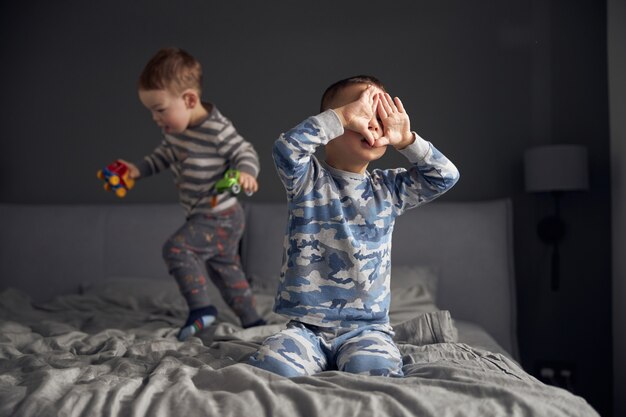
[{"xmin": 537, "ymin": 191, "xmax": 566, "ymax": 291}]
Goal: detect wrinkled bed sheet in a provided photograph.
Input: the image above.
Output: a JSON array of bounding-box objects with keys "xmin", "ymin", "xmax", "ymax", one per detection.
[{"xmin": 0, "ymin": 289, "xmax": 598, "ymax": 417}]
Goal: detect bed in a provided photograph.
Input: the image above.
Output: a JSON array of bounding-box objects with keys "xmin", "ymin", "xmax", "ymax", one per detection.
[{"xmin": 0, "ymin": 199, "xmax": 598, "ymax": 416}]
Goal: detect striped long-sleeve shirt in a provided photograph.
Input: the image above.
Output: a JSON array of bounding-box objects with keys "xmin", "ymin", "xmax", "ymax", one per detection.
[
  {"xmin": 272, "ymin": 109, "xmax": 460, "ymax": 329},
  {"xmin": 136, "ymin": 104, "xmax": 260, "ymax": 216}
]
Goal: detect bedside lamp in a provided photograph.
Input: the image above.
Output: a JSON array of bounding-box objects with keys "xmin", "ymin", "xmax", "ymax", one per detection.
[{"xmin": 524, "ymin": 145, "xmax": 589, "ymax": 291}]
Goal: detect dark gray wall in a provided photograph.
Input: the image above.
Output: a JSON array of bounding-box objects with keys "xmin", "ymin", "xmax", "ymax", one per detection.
[{"xmin": 0, "ymin": 1, "xmax": 612, "ymax": 415}]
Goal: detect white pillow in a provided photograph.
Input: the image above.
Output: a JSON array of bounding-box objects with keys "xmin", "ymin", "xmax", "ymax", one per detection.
[
  {"xmin": 391, "ymin": 265, "xmax": 439, "ymax": 301},
  {"xmin": 82, "ymin": 267, "xmax": 440, "ymax": 327},
  {"xmin": 389, "ymin": 285, "xmax": 439, "ymax": 326},
  {"xmin": 247, "ymin": 266, "xmax": 440, "ymax": 326}
]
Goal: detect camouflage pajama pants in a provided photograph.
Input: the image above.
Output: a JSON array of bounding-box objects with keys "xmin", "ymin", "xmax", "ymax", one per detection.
[
  {"xmin": 248, "ymin": 320, "xmax": 404, "ymax": 377},
  {"xmin": 162, "ymin": 203, "xmax": 261, "ymax": 326}
]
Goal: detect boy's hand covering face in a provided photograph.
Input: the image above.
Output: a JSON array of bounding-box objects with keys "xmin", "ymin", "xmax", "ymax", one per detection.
[
  {"xmin": 373, "ymin": 93, "xmax": 413, "ymax": 148},
  {"xmin": 334, "ymin": 86, "xmax": 413, "ymax": 149},
  {"xmin": 334, "ymin": 85, "xmax": 380, "ymax": 146}
]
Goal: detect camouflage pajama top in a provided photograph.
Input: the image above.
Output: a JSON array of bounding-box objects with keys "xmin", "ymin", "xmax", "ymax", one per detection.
[{"xmin": 272, "ymin": 109, "xmax": 460, "ymax": 329}]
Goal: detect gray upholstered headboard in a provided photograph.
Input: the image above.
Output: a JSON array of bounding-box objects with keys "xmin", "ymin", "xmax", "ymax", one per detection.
[
  {"xmin": 241, "ymin": 199, "xmax": 518, "ymax": 359},
  {"xmin": 0, "ymin": 199, "xmax": 517, "ymax": 358},
  {"xmin": 0, "ymin": 204, "xmax": 183, "ymax": 299}
]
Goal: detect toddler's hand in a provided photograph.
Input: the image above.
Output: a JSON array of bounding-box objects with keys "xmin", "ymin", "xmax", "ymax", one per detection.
[
  {"xmin": 239, "ymin": 172, "xmax": 258, "ymax": 195},
  {"xmin": 118, "ymin": 159, "xmax": 140, "ymax": 179},
  {"xmin": 373, "ymin": 93, "xmax": 414, "ymax": 149},
  {"xmin": 333, "ymin": 85, "xmax": 379, "ymax": 145}
]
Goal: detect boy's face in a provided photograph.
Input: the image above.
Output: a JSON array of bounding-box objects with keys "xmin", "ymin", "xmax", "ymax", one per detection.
[
  {"xmin": 139, "ymin": 88, "xmax": 192, "ymax": 134},
  {"xmin": 325, "ymin": 83, "xmax": 387, "ymax": 172}
]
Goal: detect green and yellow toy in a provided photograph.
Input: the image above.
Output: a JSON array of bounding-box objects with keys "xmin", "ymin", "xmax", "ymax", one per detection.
[{"xmin": 211, "ymin": 169, "xmax": 252, "ymax": 207}]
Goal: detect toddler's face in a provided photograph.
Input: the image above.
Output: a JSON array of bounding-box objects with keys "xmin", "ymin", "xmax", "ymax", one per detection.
[{"xmin": 139, "ymin": 88, "xmax": 191, "ymax": 134}]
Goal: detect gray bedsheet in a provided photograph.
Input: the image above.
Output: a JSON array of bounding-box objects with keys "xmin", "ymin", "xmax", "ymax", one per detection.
[{"xmin": 0, "ymin": 288, "xmax": 598, "ymax": 417}]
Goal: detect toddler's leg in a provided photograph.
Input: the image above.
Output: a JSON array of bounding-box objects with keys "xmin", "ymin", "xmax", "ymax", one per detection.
[
  {"xmin": 162, "ymin": 217, "xmax": 219, "ymax": 340},
  {"xmin": 248, "ymin": 322, "xmax": 327, "ymax": 377},
  {"xmin": 206, "ymin": 259, "xmax": 264, "ymax": 328},
  {"xmin": 204, "ymin": 205, "xmax": 264, "ymax": 328},
  {"xmin": 335, "ymin": 329, "xmax": 404, "ymax": 377}
]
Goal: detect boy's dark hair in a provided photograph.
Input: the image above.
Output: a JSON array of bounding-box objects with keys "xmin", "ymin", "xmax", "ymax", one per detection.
[
  {"xmin": 138, "ymin": 47, "xmax": 203, "ymax": 95},
  {"xmin": 320, "ymin": 75, "xmax": 386, "ymax": 112}
]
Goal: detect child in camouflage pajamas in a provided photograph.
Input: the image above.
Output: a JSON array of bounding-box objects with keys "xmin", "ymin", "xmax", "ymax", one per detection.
[{"xmin": 248, "ymin": 75, "xmax": 459, "ymax": 377}]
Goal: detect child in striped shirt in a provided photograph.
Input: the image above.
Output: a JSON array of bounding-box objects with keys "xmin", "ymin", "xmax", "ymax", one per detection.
[{"xmin": 119, "ymin": 47, "xmax": 265, "ymax": 340}]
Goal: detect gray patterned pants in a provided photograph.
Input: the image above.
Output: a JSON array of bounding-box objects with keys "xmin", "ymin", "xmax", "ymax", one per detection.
[{"xmin": 162, "ymin": 203, "xmax": 261, "ymax": 326}]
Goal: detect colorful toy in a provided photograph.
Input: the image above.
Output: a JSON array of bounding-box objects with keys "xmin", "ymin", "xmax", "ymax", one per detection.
[
  {"xmin": 97, "ymin": 160, "xmax": 135, "ymax": 198},
  {"xmin": 211, "ymin": 169, "xmax": 253, "ymax": 207}
]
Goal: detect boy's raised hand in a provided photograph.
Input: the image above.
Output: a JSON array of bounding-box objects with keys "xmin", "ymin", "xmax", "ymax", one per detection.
[
  {"xmin": 333, "ymin": 85, "xmax": 379, "ymax": 145},
  {"xmin": 374, "ymin": 93, "xmax": 414, "ymax": 149}
]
